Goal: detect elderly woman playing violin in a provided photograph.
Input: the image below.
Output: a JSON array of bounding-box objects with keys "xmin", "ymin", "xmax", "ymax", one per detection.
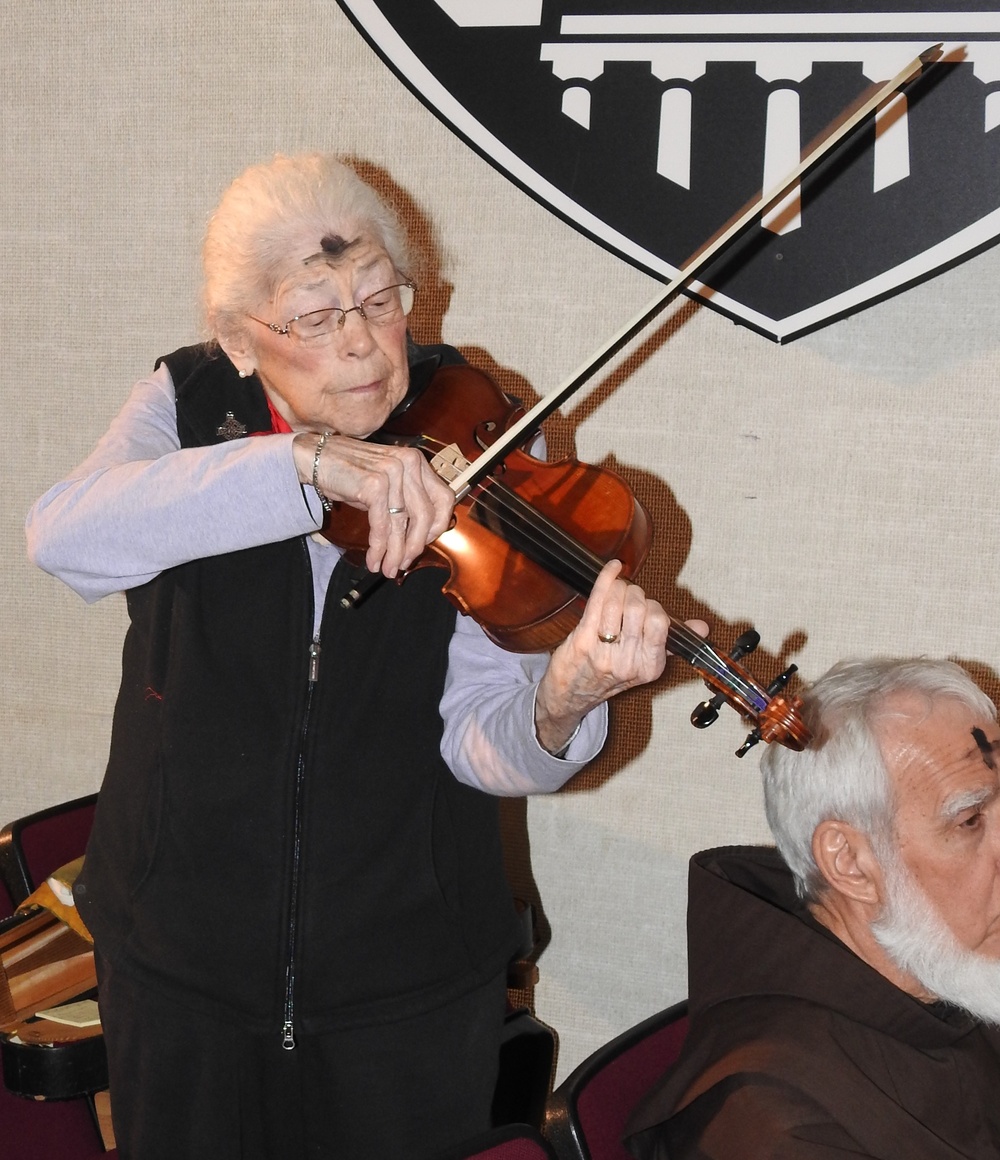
[{"xmin": 26, "ymin": 153, "xmax": 670, "ymax": 1160}]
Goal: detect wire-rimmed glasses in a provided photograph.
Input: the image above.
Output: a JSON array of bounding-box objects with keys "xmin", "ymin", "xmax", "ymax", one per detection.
[{"xmin": 249, "ymin": 282, "xmax": 416, "ymax": 345}]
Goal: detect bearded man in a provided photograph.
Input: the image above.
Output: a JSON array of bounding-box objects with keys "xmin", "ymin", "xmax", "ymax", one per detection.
[{"xmin": 626, "ymin": 657, "xmax": 1000, "ymax": 1160}]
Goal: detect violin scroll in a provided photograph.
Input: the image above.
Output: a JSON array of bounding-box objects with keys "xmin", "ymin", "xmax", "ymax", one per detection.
[{"xmin": 734, "ymin": 667, "xmax": 809, "ymax": 758}]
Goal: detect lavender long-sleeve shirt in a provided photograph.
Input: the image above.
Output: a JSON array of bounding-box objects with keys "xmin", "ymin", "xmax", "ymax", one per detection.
[{"xmin": 26, "ymin": 362, "xmax": 607, "ymax": 795}]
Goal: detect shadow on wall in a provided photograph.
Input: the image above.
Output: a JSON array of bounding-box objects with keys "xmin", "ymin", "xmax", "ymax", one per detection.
[
  {"xmin": 957, "ymin": 661, "xmax": 1000, "ymax": 719},
  {"xmin": 479, "ymin": 317, "xmax": 808, "ymax": 955},
  {"xmin": 347, "ymin": 155, "xmax": 454, "ymax": 339}
]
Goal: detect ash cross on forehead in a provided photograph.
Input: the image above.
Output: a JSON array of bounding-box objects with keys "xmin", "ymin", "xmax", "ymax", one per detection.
[
  {"xmin": 972, "ymin": 727, "xmax": 998, "ymax": 772},
  {"xmin": 298, "ymin": 235, "xmax": 361, "ymax": 272},
  {"xmin": 308, "ymin": 234, "xmax": 359, "ymax": 261}
]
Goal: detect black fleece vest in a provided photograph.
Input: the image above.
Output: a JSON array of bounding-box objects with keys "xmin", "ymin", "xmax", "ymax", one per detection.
[{"xmin": 77, "ymin": 343, "xmax": 519, "ymax": 1033}]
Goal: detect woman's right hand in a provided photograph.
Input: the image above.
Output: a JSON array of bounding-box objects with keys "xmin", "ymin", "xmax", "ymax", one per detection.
[{"xmin": 294, "ymin": 432, "xmax": 455, "ymax": 577}]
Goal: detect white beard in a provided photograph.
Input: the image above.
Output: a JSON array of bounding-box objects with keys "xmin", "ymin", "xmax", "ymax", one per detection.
[{"xmin": 871, "ymin": 854, "xmax": 1000, "ymax": 1026}]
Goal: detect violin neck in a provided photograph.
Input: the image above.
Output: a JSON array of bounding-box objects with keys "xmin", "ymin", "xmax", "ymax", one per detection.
[{"xmin": 667, "ymin": 621, "xmax": 768, "ymax": 715}]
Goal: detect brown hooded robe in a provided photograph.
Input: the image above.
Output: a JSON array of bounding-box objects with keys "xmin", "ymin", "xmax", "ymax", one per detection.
[{"xmin": 626, "ymin": 846, "xmax": 1000, "ymax": 1160}]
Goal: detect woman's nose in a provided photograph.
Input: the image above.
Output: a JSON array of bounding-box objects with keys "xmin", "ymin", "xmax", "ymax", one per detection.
[{"xmin": 336, "ymin": 307, "xmax": 377, "ymax": 355}]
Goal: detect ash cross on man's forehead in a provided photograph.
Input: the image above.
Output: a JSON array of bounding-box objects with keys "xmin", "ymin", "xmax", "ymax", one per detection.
[{"xmin": 972, "ymin": 727, "xmax": 998, "ymax": 772}]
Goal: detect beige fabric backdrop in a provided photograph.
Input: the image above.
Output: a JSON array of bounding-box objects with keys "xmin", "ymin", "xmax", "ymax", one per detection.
[{"xmin": 5, "ymin": 2, "xmax": 1000, "ymax": 1081}]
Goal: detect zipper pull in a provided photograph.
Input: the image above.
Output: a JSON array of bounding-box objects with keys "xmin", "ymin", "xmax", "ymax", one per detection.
[
  {"xmin": 281, "ymin": 1020, "xmax": 296, "ymax": 1050},
  {"xmin": 308, "ymin": 639, "xmax": 321, "ymax": 684}
]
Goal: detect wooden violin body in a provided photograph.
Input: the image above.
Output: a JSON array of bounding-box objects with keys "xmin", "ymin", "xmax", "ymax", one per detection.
[{"xmin": 325, "ymin": 363, "xmax": 652, "ymax": 653}]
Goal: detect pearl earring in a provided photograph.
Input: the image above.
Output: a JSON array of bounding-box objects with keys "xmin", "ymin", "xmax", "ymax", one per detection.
[{"xmin": 239, "ymin": 368, "xmax": 250, "ymax": 379}]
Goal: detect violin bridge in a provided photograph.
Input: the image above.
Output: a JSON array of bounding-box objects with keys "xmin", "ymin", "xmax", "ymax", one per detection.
[{"xmin": 429, "ymin": 443, "xmax": 469, "ymax": 483}]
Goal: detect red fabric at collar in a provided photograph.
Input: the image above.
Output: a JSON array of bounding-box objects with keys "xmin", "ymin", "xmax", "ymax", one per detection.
[
  {"xmin": 248, "ymin": 395, "xmax": 293, "ymax": 435},
  {"xmin": 267, "ymin": 398, "xmax": 293, "ymax": 434}
]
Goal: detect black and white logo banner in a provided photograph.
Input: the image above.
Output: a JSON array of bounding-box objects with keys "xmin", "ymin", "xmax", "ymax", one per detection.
[{"xmin": 337, "ymin": 2, "xmax": 1000, "ymax": 342}]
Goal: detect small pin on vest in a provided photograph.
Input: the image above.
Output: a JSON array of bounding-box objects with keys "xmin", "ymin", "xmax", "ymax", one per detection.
[{"xmin": 216, "ymin": 412, "xmax": 248, "ymax": 440}]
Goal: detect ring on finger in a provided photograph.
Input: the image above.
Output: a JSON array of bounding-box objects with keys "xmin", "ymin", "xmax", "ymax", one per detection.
[
  {"xmin": 598, "ymin": 631, "xmax": 620, "ymax": 644},
  {"xmin": 388, "ymin": 507, "xmax": 407, "ymax": 517}
]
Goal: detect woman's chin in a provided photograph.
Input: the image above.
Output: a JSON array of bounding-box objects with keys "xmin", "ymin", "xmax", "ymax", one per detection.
[
  {"xmin": 321, "ymin": 398, "xmax": 393, "ymax": 439},
  {"xmin": 331, "ymin": 382, "xmax": 407, "ymax": 437}
]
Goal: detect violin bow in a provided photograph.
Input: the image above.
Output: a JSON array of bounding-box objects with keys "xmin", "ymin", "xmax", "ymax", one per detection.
[{"xmin": 448, "ymin": 42, "xmax": 943, "ymax": 502}]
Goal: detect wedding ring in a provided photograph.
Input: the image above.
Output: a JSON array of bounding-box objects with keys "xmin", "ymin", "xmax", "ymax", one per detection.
[
  {"xmin": 388, "ymin": 507, "xmax": 407, "ymax": 516},
  {"xmin": 598, "ymin": 631, "xmax": 619, "ymax": 644}
]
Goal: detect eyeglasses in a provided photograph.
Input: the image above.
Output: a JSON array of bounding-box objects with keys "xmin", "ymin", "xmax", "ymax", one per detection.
[{"xmin": 249, "ymin": 282, "xmax": 416, "ymax": 345}]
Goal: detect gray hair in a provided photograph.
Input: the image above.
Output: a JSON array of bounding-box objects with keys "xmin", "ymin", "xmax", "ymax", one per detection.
[
  {"xmin": 202, "ymin": 153, "xmax": 411, "ymax": 347},
  {"xmin": 761, "ymin": 657, "xmax": 996, "ymax": 900}
]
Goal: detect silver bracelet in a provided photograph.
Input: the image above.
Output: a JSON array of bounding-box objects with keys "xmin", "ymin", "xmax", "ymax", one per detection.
[
  {"xmin": 552, "ymin": 721, "xmax": 582, "ymax": 759},
  {"xmin": 312, "ymin": 431, "xmax": 333, "ymax": 513}
]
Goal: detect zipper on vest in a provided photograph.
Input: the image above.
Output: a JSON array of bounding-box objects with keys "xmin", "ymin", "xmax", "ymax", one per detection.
[
  {"xmin": 281, "ymin": 635, "xmax": 321, "ymax": 1049},
  {"xmin": 281, "ymin": 747, "xmax": 305, "ymax": 1050}
]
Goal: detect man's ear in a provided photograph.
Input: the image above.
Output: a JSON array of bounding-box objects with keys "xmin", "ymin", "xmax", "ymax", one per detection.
[{"xmin": 811, "ymin": 820, "xmax": 884, "ymax": 908}]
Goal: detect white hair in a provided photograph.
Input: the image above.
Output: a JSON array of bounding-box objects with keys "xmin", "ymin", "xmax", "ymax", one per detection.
[
  {"xmin": 873, "ymin": 846, "xmax": 1000, "ymax": 1025},
  {"xmin": 202, "ymin": 153, "xmax": 411, "ymax": 347},
  {"xmin": 761, "ymin": 657, "xmax": 995, "ymax": 900}
]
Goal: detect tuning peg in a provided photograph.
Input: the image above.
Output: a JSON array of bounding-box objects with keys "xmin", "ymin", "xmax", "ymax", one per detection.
[
  {"xmin": 691, "ymin": 695, "xmax": 723, "ymax": 728},
  {"xmin": 766, "ymin": 664, "xmax": 798, "ymax": 697},
  {"xmin": 735, "ymin": 728, "xmax": 761, "ymax": 758},
  {"xmin": 730, "ymin": 630, "xmax": 761, "ymax": 659}
]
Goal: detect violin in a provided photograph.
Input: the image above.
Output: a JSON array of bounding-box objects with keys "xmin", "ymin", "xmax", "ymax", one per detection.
[
  {"xmin": 323, "ymin": 45, "xmax": 942, "ymax": 755},
  {"xmin": 323, "ymin": 362, "xmax": 810, "ymax": 756}
]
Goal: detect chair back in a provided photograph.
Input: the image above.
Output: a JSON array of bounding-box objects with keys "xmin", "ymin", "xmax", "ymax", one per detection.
[
  {"xmin": 0, "ymin": 794, "xmax": 97, "ymax": 905},
  {"xmin": 545, "ymin": 1001, "xmax": 688, "ymax": 1160}
]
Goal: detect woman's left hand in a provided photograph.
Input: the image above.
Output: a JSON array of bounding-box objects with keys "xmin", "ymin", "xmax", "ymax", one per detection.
[{"xmin": 533, "ymin": 560, "xmax": 695, "ymax": 755}]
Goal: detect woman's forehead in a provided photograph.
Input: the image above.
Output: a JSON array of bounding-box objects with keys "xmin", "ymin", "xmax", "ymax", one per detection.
[{"xmin": 272, "ymin": 234, "xmax": 394, "ymax": 302}]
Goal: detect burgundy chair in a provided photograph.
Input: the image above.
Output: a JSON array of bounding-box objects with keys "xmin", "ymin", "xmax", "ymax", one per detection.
[
  {"xmin": 0, "ymin": 793, "xmax": 98, "ymax": 905},
  {"xmin": 0, "ymin": 1083, "xmax": 113, "ymax": 1160},
  {"xmin": 0, "ymin": 795, "xmax": 116, "ymax": 1158},
  {"xmin": 433, "ymin": 1122, "xmax": 559, "ymax": 1160},
  {"xmin": 544, "ymin": 1001, "xmax": 688, "ymax": 1160}
]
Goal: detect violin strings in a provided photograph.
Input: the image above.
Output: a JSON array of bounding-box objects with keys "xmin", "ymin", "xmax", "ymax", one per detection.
[
  {"xmin": 469, "ymin": 479, "xmax": 768, "ymax": 709},
  {"xmin": 410, "ymin": 433, "xmax": 608, "ymax": 589},
  {"xmin": 469, "ymin": 477, "xmax": 607, "ymax": 588},
  {"xmin": 413, "ymin": 435, "xmax": 769, "ymax": 709}
]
